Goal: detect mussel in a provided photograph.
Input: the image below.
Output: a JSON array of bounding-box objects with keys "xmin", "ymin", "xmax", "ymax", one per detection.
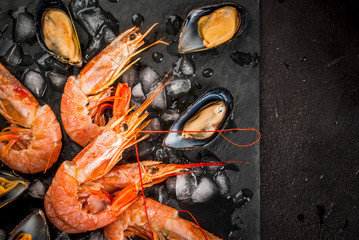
[
  {"xmin": 36, "ymin": 0, "xmax": 83, "ymax": 67},
  {"xmin": 8, "ymin": 209, "xmax": 50, "ymax": 240},
  {"xmin": 0, "ymin": 171, "xmax": 29, "ymax": 208},
  {"xmin": 178, "ymin": 3, "xmax": 249, "ymax": 53},
  {"xmin": 163, "ymin": 88, "xmax": 234, "ymax": 149}
]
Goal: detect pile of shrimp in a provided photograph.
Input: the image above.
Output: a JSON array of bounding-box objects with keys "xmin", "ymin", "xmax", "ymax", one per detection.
[{"xmin": 0, "ymin": 23, "xmax": 260, "ymax": 239}]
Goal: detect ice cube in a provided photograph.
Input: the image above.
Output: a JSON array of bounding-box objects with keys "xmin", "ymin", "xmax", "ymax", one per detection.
[
  {"xmin": 175, "ymin": 173, "xmax": 197, "ymax": 201},
  {"xmin": 139, "ymin": 66, "xmax": 160, "ymax": 93},
  {"xmin": 214, "ymin": 171, "xmax": 230, "ymax": 196},
  {"xmin": 101, "ymin": 26, "xmax": 115, "ymax": 44},
  {"xmin": 166, "ymin": 177, "xmax": 176, "ymax": 195},
  {"xmin": 155, "ymin": 147, "xmax": 170, "ymax": 162},
  {"xmin": 0, "ymin": 38, "xmax": 14, "ymax": 56},
  {"xmin": 190, "ymin": 177, "xmax": 218, "ymax": 203},
  {"xmin": 89, "ymin": 230, "xmax": 104, "ymax": 240},
  {"xmin": 44, "ymin": 57, "xmax": 69, "ymax": 73},
  {"xmin": 200, "ymin": 151, "xmax": 224, "ymax": 176},
  {"xmin": 69, "ymin": 0, "xmax": 119, "ymax": 37},
  {"xmin": 233, "ymin": 189, "xmax": 253, "ymax": 207},
  {"xmin": 192, "ymin": 167, "xmax": 204, "ymax": 177},
  {"xmin": 0, "ymin": 229, "xmax": 6, "ymax": 240},
  {"xmin": 160, "ymin": 109, "xmax": 180, "ymax": 122},
  {"xmin": 35, "ymin": 52, "xmax": 50, "ymax": 69},
  {"xmin": 179, "ymin": 56, "xmax": 196, "ymax": 76},
  {"xmin": 27, "ymin": 180, "xmax": 47, "ymax": 199},
  {"xmin": 132, "ymin": 83, "xmax": 145, "ymax": 100},
  {"xmin": 56, "ymin": 232, "xmax": 71, "ymax": 240},
  {"xmin": 165, "ymin": 15, "xmax": 183, "ymax": 35},
  {"xmin": 23, "ymin": 70, "xmax": 47, "ymax": 98},
  {"xmin": 147, "ymin": 82, "xmax": 167, "ymax": 110},
  {"xmin": 46, "ymin": 70, "xmax": 68, "ymax": 90},
  {"xmin": 83, "ymin": 34, "xmax": 105, "ymax": 63},
  {"xmin": 165, "ymin": 79, "xmax": 191, "ymax": 96},
  {"xmin": 120, "ymin": 64, "xmax": 139, "ymax": 88},
  {"xmin": 148, "ymin": 185, "xmax": 169, "ymax": 204},
  {"xmin": 4, "ymin": 44, "xmax": 23, "ymax": 66},
  {"xmin": 13, "ymin": 12, "xmax": 36, "ymax": 44},
  {"xmin": 143, "ymin": 117, "xmax": 161, "ymax": 133},
  {"xmin": 20, "ymin": 54, "xmax": 34, "ymax": 66}
]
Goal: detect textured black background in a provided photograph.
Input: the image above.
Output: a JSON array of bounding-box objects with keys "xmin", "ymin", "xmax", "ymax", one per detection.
[{"xmin": 260, "ymin": 0, "xmax": 359, "ymax": 239}]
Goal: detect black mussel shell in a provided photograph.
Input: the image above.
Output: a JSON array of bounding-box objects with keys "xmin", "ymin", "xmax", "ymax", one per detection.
[
  {"xmin": 163, "ymin": 88, "xmax": 234, "ymax": 149},
  {"xmin": 178, "ymin": 3, "xmax": 249, "ymax": 54},
  {"xmin": 8, "ymin": 209, "xmax": 50, "ymax": 240},
  {"xmin": 0, "ymin": 171, "xmax": 29, "ymax": 208},
  {"xmin": 35, "ymin": 0, "xmax": 82, "ymax": 67}
]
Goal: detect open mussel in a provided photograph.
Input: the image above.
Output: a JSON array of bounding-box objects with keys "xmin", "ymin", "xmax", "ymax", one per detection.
[
  {"xmin": 163, "ymin": 88, "xmax": 234, "ymax": 149},
  {"xmin": 0, "ymin": 171, "xmax": 29, "ymax": 208},
  {"xmin": 8, "ymin": 209, "xmax": 50, "ymax": 240},
  {"xmin": 36, "ymin": 0, "xmax": 83, "ymax": 67},
  {"xmin": 178, "ymin": 3, "xmax": 249, "ymax": 54}
]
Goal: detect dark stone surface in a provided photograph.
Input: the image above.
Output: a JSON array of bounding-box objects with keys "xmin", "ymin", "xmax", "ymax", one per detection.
[{"xmin": 261, "ymin": 0, "xmax": 359, "ymax": 239}]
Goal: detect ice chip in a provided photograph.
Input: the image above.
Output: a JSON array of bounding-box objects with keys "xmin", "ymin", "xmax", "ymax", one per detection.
[
  {"xmin": 165, "ymin": 79, "xmax": 191, "ymax": 96},
  {"xmin": 89, "ymin": 230, "xmax": 104, "ymax": 240},
  {"xmin": 102, "ymin": 26, "xmax": 116, "ymax": 44},
  {"xmin": 44, "ymin": 57, "xmax": 69, "ymax": 73},
  {"xmin": 56, "ymin": 232, "xmax": 71, "ymax": 240},
  {"xmin": 175, "ymin": 173, "xmax": 197, "ymax": 200},
  {"xmin": 4, "ymin": 44, "xmax": 23, "ymax": 66},
  {"xmin": 147, "ymin": 82, "xmax": 167, "ymax": 110},
  {"xmin": 132, "ymin": 83, "xmax": 145, "ymax": 100},
  {"xmin": 0, "ymin": 38, "xmax": 14, "ymax": 56},
  {"xmin": 143, "ymin": 117, "xmax": 161, "ymax": 133},
  {"xmin": 200, "ymin": 151, "xmax": 224, "ymax": 176},
  {"xmin": 13, "ymin": 12, "xmax": 36, "ymax": 44},
  {"xmin": 84, "ymin": 34, "xmax": 105, "ymax": 63},
  {"xmin": 27, "ymin": 180, "xmax": 47, "ymax": 199},
  {"xmin": 23, "ymin": 70, "xmax": 47, "ymax": 98},
  {"xmin": 233, "ymin": 189, "xmax": 253, "ymax": 207},
  {"xmin": 190, "ymin": 177, "xmax": 218, "ymax": 203},
  {"xmin": 35, "ymin": 52, "xmax": 50, "ymax": 69},
  {"xmin": 69, "ymin": 0, "xmax": 119, "ymax": 37},
  {"xmin": 214, "ymin": 171, "xmax": 230, "ymax": 196},
  {"xmin": 46, "ymin": 70, "xmax": 68, "ymax": 90},
  {"xmin": 179, "ymin": 56, "xmax": 196, "ymax": 76},
  {"xmin": 166, "ymin": 177, "xmax": 176, "ymax": 195},
  {"xmin": 139, "ymin": 66, "xmax": 160, "ymax": 93},
  {"xmin": 20, "ymin": 54, "xmax": 34, "ymax": 66},
  {"xmin": 120, "ymin": 64, "xmax": 139, "ymax": 88},
  {"xmin": 160, "ymin": 109, "xmax": 180, "ymax": 122}
]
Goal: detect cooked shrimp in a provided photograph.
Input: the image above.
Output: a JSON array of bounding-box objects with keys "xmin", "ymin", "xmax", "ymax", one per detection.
[
  {"xmin": 0, "ymin": 63, "xmax": 62, "ymax": 174},
  {"xmin": 61, "ymin": 24, "xmax": 166, "ymax": 147},
  {"xmin": 45, "ymin": 157, "xmax": 223, "ymax": 233},
  {"xmin": 104, "ymin": 197, "xmax": 222, "ymax": 240},
  {"xmin": 45, "ymin": 77, "xmax": 175, "ymax": 232}
]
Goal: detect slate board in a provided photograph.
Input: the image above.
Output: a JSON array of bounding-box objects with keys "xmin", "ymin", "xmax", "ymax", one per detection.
[{"xmin": 0, "ymin": 0, "xmax": 260, "ymax": 239}]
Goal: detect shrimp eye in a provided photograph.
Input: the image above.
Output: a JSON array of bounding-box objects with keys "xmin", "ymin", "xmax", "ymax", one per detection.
[
  {"xmin": 121, "ymin": 123, "xmax": 129, "ymax": 132},
  {"xmin": 150, "ymin": 167, "xmax": 159, "ymax": 174},
  {"xmin": 130, "ymin": 34, "xmax": 136, "ymax": 40}
]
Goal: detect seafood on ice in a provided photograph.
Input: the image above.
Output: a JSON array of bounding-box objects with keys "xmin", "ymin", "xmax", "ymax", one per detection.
[
  {"xmin": 0, "ymin": 63, "xmax": 62, "ymax": 174},
  {"xmin": 61, "ymin": 24, "xmax": 167, "ymax": 147},
  {"xmin": 45, "ymin": 77, "xmax": 172, "ymax": 232},
  {"xmin": 104, "ymin": 197, "xmax": 222, "ymax": 240}
]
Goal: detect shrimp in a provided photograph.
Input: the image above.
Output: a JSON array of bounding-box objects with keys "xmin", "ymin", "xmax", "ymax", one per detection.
[
  {"xmin": 0, "ymin": 63, "xmax": 62, "ymax": 174},
  {"xmin": 104, "ymin": 197, "xmax": 222, "ymax": 240},
  {"xmin": 44, "ymin": 77, "xmax": 176, "ymax": 232},
  {"xmin": 61, "ymin": 24, "xmax": 166, "ymax": 147},
  {"xmin": 45, "ymin": 159, "xmax": 224, "ymax": 233}
]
